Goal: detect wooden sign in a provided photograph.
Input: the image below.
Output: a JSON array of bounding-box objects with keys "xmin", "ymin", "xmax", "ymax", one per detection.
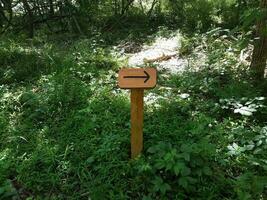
[
  {"xmin": 118, "ymin": 68, "xmax": 157, "ymax": 89},
  {"xmin": 118, "ymin": 68, "xmax": 157, "ymax": 158}
]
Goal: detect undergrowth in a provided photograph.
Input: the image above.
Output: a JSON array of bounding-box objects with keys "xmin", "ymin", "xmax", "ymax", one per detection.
[{"xmin": 0, "ymin": 28, "xmax": 266, "ymax": 199}]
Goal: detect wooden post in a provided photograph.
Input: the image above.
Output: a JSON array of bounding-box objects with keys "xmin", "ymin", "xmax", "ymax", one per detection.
[
  {"xmin": 131, "ymin": 89, "xmax": 144, "ymax": 158},
  {"xmin": 118, "ymin": 68, "xmax": 157, "ymax": 159}
]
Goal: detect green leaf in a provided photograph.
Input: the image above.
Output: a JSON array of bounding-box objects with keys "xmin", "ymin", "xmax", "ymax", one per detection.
[
  {"xmin": 142, "ymin": 196, "xmax": 153, "ymax": 200},
  {"xmin": 152, "ymin": 177, "xmax": 171, "ymax": 195},
  {"xmin": 187, "ymin": 177, "xmax": 197, "ymax": 184},
  {"xmin": 181, "ymin": 144, "xmax": 192, "ymax": 153},
  {"xmin": 181, "ymin": 167, "xmax": 191, "ymax": 176},
  {"xmin": 182, "ymin": 152, "xmax": 190, "ymax": 161},
  {"xmin": 165, "ymin": 161, "xmax": 173, "ymax": 171},
  {"xmin": 160, "ymin": 183, "xmax": 171, "ymax": 195},
  {"xmin": 179, "ymin": 177, "xmax": 188, "ymax": 189},
  {"xmin": 173, "ymin": 162, "xmax": 186, "ymax": 176},
  {"xmin": 203, "ymin": 166, "xmax": 212, "ymax": 176},
  {"xmin": 234, "ymin": 106, "xmax": 256, "ymax": 116},
  {"xmin": 256, "ymin": 140, "xmax": 263, "ymax": 146},
  {"xmin": 86, "ymin": 156, "xmax": 95, "ymax": 164},
  {"xmin": 237, "ymin": 190, "xmax": 251, "ymax": 200},
  {"xmin": 147, "ymin": 146, "xmax": 157, "ymax": 154},
  {"xmin": 245, "ymin": 144, "xmax": 254, "ymax": 151},
  {"xmin": 173, "ymin": 165, "xmax": 180, "ymax": 176},
  {"xmin": 155, "ymin": 160, "xmax": 165, "ymax": 169}
]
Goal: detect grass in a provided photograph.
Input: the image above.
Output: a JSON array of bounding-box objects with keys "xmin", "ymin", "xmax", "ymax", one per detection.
[{"xmin": 0, "ymin": 27, "xmax": 266, "ymax": 199}]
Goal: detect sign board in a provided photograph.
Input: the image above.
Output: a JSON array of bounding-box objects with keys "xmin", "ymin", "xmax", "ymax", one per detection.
[
  {"xmin": 118, "ymin": 68, "xmax": 157, "ymax": 159},
  {"xmin": 118, "ymin": 68, "xmax": 157, "ymax": 89}
]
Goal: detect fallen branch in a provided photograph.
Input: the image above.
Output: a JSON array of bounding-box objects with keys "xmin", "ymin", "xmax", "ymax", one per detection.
[{"xmin": 143, "ymin": 53, "xmax": 176, "ymax": 64}]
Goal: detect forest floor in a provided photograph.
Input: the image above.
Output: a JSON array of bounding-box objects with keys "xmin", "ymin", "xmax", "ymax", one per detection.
[
  {"xmin": 126, "ymin": 33, "xmax": 186, "ymax": 72},
  {"xmin": 0, "ymin": 27, "xmax": 266, "ymax": 199}
]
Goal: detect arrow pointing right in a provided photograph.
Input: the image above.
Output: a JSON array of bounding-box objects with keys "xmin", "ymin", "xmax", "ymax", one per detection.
[{"xmin": 123, "ymin": 70, "xmax": 150, "ymax": 83}]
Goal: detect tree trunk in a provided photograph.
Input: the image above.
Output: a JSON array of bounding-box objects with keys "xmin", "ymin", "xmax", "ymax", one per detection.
[
  {"xmin": 250, "ymin": 0, "xmax": 267, "ymax": 80},
  {"xmin": 120, "ymin": 0, "xmax": 134, "ymax": 16},
  {"xmin": 0, "ymin": 0, "xmax": 13, "ymax": 33},
  {"xmin": 147, "ymin": 0, "xmax": 159, "ymax": 18},
  {"xmin": 0, "ymin": 3, "xmax": 5, "ymax": 28},
  {"xmin": 114, "ymin": 0, "xmax": 118, "ymax": 15},
  {"xmin": 48, "ymin": 0, "xmax": 54, "ymax": 16},
  {"xmin": 22, "ymin": 0, "xmax": 34, "ymax": 38}
]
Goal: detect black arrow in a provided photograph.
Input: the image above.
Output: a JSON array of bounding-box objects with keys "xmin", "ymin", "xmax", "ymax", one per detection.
[{"xmin": 124, "ymin": 70, "xmax": 150, "ymax": 83}]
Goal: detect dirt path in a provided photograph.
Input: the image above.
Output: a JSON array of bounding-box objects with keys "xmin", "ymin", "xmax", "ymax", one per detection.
[
  {"xmin": 126, "ymin": 33, "xmax": 189, "ymax": 73},
  {"xmin": 114, "ymin": 30, "xmax": 208, "ymax": 75}
]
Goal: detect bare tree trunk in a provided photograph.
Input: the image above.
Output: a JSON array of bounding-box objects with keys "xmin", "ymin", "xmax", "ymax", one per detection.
[
  {"xmin": 120, "ymin": 0, "xmax": 134, "ymax": 16},
  {"xmin": 72, "ymin": 15, "xmax": 84, "ymax": 35},
  {"xmin": 48, "ymin": 0, "xmax": 54, "ymax": 16},
  {"xmin": 0, "ymin": 2, "xmax": 5, "ymax": 28},
  {"xmin": 147, "ymin": 0, "xmax": 158, "ymax": 18},
  {"xmin": 114, "ymin": 0, "xmax": 118, "ymax": 15},
  {"xmin": 121, "ymin": 0, "xmax": 125, "ymax": 15},
  {"xmin": 250, "ymin": 0, "xmax": 267, "ymax": 80},
  {"xmin": 0, "ymin": 0, "xmax": 13, "ymax": 33},
  {"xmin": 22, "ymin": 0, "xmax": 34, "ymax": 38}
]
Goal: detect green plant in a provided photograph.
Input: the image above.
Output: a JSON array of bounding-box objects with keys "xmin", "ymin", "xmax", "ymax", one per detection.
[{"xmin": 134, "ymin": 140, "xmax": 216, "ymax": 198}]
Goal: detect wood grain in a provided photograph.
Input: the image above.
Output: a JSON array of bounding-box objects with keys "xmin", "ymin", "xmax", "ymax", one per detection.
[
  {"xmin": 118, "ymin": 68, "xmax": 157, "ymax": 89},
  {"xmin": 131, "ymin": 89, "xmax": 144, "ymax": 158}
]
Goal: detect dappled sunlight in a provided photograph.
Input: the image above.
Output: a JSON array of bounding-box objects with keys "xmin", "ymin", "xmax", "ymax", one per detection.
[
  {"xmin": 127, "ymin": 33, "xmax": 189, "ymax": 73},
  {"xmin": 0, "ymin": 0, "xmax": 267, "ymax": 199}
]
